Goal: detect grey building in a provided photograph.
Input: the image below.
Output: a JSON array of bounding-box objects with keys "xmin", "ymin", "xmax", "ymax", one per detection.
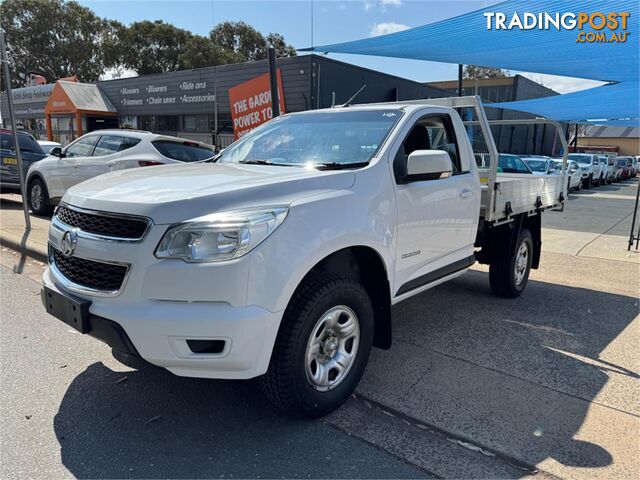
[{"xmin": 2, "ymin": 55, "xmax": 449, "ymax": 147}]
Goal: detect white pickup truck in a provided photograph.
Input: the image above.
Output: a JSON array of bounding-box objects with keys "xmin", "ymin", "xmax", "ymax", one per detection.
[{"xmin": 41, "ymin": 96, "xmax": 567, "ymax": 417}]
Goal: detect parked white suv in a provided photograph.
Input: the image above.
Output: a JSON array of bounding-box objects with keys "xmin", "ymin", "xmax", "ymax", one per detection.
[
  {"xmin": 568, "ymin": 153, "xmax": 599, "ymax": 188},
  {"xmin": 26, "ymin": 130, "xmax": 215, "ymax": 215}
]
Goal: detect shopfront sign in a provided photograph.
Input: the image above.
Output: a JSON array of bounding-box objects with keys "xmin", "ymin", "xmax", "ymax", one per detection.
[
  {"xmin": 114, "ymin": 80, "xmax": 216, "ymax": 109},
  {"xmin": 228, "ymin": 70, "xmax": 285, "ymax": 139}
]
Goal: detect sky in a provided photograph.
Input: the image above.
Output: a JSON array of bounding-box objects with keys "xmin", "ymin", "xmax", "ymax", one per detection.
[{"xmin": 79, "ymin": 0, "xmax": 604, "ymax": 94}]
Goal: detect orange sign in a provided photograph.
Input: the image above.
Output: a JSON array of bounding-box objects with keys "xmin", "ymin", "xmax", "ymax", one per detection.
[{"xmin": 228, "ymin": 70, "xmax": 286, "ymax": 140}]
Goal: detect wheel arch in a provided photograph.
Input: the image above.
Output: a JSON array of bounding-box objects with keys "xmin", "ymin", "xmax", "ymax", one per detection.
[{"xmin": 294, "ymin": 246, "xmax": 393, "ymax": 350}]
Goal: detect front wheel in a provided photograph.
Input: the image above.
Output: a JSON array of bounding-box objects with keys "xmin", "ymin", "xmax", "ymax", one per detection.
[
  {"xmin": 489, "ymin": 227, "xmax": 533, "ymax": 298},
  {"xmin": 27, "ymin": 178, "xmax": 53, "ymax": 216},
  {"xmin": 261, "ymin": 272, "xmax": 374, "ymax": 418}
]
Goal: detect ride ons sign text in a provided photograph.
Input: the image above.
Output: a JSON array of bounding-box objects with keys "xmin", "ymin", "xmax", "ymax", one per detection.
[{"xmin": 229, "ymin": 70, "xmax": 286, "ymax": 139}]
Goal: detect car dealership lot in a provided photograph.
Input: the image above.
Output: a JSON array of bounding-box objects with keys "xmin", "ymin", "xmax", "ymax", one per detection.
[{"xmin": 1, "ymin": 179, "xmax": 639, "ymax": 478}]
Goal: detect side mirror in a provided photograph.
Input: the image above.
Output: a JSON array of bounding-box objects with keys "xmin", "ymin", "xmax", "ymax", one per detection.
[
  {"xmin": 49, "ymin": 146, "xmax": 63, "ymax": 157},
  {"xmin": 406, "ymin": 150, "xmax": 453, "ymax": 179}
]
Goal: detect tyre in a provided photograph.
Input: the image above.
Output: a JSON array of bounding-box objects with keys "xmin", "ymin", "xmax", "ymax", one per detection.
[
  {"xmin": 576, "ymin": 179, "xmax": 582, "ymax": 191},
  {"xmin": 261, "ymin": 272, "xmax": 374, "ymax": 418},
  {"xmin": 584, "ymin": 175, "xmax": 592, "ymax": 189},
  {"xmin": 489, "ymin": 227, "xmax": 533, "ymax": 298},
  {"xmin": 27, "ymin": 177, "xmax": 53, "ymax": 216}
]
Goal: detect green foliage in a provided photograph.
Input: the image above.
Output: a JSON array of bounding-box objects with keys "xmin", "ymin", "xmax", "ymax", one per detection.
[
  {"xmin": 463, "ymin": 65, "xmax": 509, "ymax": 79},
  {"xmin": 0, "ymin": 0, "xmax": 297, "ymax": 86},
  {"xmin": 0, "ymin": 0, "xmax": 117, "ymax": 86},
  {"xmin": 210, "ymin": 21, "xmax": 297, "ymax": 62}
]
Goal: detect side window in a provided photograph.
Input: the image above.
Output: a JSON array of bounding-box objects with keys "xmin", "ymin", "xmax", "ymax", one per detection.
[
  {"xmin": 92, "ymin": 136, "xmax": 124, "ymax": 157},
  {"xmin": 393, "ymin": 114, "xmax": 461, "ymax": 183},
  {"xmin": 64, "ymin": 136, "xmax": 99, "ymax": 158},
  {"xmin": 119, "ymin": 137, "xmax": 141, "ymax": 152}
]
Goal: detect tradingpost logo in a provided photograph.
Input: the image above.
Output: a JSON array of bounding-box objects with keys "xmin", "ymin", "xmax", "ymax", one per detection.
[{"xmin": 483, "ymin": 11, "xmax": 631, "ymax": 43}]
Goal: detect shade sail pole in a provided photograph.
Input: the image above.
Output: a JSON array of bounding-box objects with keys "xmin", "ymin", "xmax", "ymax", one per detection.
[
  {"xmin": 457, "ymin": 64, "xmax": 463, "ymax": 96},
  {"xmin": 0, "ymin": 30, "xmax": 31, "ymax": 230}
]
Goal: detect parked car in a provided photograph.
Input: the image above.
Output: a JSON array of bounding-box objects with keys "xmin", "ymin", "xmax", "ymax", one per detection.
[
  {"xmin": 568, "ymin": 153, "xmax": 600, "ymax": 188},
  {"xmin": 617, "ymin": 157, "xmax": 633, "ymax": 180},
  {"xmin": 0, "ymin": 129, "xmax": 46, "ymax": 194},
  {"xmin": 523, "ymin": 157, "xmax": 559, "ymax": 176},
  {"xmin": 597, "ymin": 155, "xmax": 615, "ymax": 184},
  {"xmin": 37, "ymin": 140, "xmax": 63, "ymax": 154},
  {"xmin": 553, "ymin": 160, "xmax": 582, "ymax": 190},
  {"xmin": 26, "ymin": 129, "xmax": 216, "ymax": 215},
  {"xmin": 617, "ymin": 156, "xmax": 637, "ymax": 178},
  {"xmin": 497, "ymin": 154, "xmax": 533, "ymax": 174},
  {"xmin": 41, "ymin": 98, "xmax": 568, "ymax": 417}
]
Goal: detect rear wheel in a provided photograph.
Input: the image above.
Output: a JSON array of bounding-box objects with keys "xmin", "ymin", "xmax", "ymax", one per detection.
[
  {"xmin": 261, "ymin": 272, "xmax": 374, "ymax": 418},
  {"xmin": 28, "ymin": 178, "xmax": 53, "ymax": 216},
  {"xmin": 489, "ymin": 227, "xmax": 533, "ymax": 298}
]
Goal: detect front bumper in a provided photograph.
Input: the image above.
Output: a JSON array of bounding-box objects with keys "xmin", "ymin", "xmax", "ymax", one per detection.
[{"xmin": 43, "ymin": 266, "xmax": 283, "ymax": 379}]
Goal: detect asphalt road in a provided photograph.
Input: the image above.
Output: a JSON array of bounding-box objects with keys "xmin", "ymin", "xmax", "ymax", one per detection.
[
  {"xmin": 0, "ymin": 262, "xmax": 433, "ymax": 479},
  {"xmin": 1, "ymin": 179, "xmax": 639, "ymax": 479}
]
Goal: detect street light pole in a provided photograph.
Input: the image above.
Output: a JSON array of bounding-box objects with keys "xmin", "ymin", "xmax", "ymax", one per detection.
[{"xmin": 0, "ymin": 30, "xmax": 31, "ymax": 230}]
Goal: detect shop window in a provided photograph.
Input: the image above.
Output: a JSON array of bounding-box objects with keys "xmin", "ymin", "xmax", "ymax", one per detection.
[
  {"xmin": 139, "ymin": 115, "xmax": 179, "ymax": 133},
  {"xmin": 183, "ymin": 115, "xmax": 210, "ymax": 133}
]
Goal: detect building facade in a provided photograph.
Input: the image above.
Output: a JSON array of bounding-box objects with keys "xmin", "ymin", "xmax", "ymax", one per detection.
[{"xmin": 2, "ymin": 55, "xmax": 449, "ymax": 147}]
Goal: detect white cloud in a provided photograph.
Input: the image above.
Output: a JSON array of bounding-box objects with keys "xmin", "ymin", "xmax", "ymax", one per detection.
[
  {"xmin": 363, "ymin": 0, "xmax": 403, "ymax": 12},
  {"xmin": 517, "ymin": 72, "xmax": 606, "ymax": 94},
  {"xmin": 369, "ymin": 22, "xmax": 410, "ymax": 37}
]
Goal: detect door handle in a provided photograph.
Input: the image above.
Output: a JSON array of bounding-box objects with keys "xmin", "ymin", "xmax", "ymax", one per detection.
[
  {"xmin": 459, "ymin": 189, "xmax": 473, "ymax": 199},
  {"xmin": 106, "ymin": 161, "xmax": 116, "ymax": 167}
]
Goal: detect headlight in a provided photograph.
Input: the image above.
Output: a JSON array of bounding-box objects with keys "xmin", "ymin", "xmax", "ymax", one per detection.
[{"xmin": 155, "ymin": 206, "xmax": 288, "ymax": 263}]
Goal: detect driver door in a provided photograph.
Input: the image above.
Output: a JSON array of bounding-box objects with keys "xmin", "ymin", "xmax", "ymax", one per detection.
[{"xmin": 393, "ymin": 112, "xmax": 478, "ymax": 297}]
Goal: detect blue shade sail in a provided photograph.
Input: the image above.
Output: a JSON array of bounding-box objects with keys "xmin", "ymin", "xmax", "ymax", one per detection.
[
  {"xmin": 304, "ymin": 0, "xmax": 639, "ymax": 83},
  {"xmin": 488, "ymin": 81, "xmax": 640, "ymax": 121}
]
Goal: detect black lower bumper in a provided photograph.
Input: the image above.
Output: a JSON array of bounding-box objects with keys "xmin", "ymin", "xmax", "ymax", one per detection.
[
  {"xmin": 41, "ymin": 288, "xmax": 139, "ymax": 356},
  {"xmin": 86, "ymin": 315, "xmax": 140, "ymax": 356}
]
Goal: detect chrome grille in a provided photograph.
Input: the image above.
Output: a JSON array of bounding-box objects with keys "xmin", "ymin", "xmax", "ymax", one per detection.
[
  {"xmin": 56, "ymin": 205, "xmax": 149, "ymax": 240},
  {"xmin": 50, "ymin": 245, "xmax": 128, "ymax": 293}
]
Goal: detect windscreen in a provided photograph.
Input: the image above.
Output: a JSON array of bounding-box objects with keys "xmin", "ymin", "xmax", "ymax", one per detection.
[
  {"xmin": 524, "ymin": 159, "xmax": 547, "ymax": 172},
  {"xmin": 152, "ymin": 140, "xmax": 215, "ymax": 162},
  {"xmin": 217, "ymin": 110, "xmax": 403, "ymax": 168},
  {"xmin": 568, "ymin": 154, "xmax": 592, "ymax": 165},
  {"xmin": 497, "ymin": 154, "xmax": 531, "ymax": 174}
]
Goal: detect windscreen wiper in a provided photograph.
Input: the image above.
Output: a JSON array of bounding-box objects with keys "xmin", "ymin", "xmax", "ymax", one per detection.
[
  {"xmin": 238, "ymin": 159, "xmax": 293, "ymax": 166},
  {"xmin": 312, "ymin": 162, "xmax": 370, "ymax": 170}
]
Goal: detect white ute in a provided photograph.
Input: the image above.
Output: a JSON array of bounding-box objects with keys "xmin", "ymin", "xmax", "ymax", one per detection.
[{"xmin": 41, "ymin": 97, "xmax": 567, "ymax": 417}]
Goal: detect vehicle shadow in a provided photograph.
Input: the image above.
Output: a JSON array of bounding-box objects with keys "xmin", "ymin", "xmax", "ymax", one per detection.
[
  {"xmin": 52, "ymin": 270, "xmax": 638, "ymax": 478},
  {"xmin": 53, "ymin": 357, "xmax": 422, "ymax": 479},
  {"xmin": 358, "ymin": 269, "xmax": 638, "ymax": 476}
]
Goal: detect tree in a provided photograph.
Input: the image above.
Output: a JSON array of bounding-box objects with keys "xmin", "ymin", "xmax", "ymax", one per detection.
[
  {"xmin": 179, "ymin": 35, "xmax": 243, "ymax": 70},
  {"xmin": 0, "ymin": 0, "xmax": 116, "ymax": 87},
  {"xmin": 210, "ymin": 21, "xmax": 296, "ymax": 62},
  {"xmin": 266, "ymin": 33, "xmax": 297, "ymax": 58},
  {"xmin": 464, "ymin": 65, "xmax": 509, "ymax": 79},
  {"xmin": 120, "ymin": 20, "xmax": 193, "ymax": 75}
]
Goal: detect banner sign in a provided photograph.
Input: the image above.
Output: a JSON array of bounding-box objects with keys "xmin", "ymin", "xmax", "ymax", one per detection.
[{"xmin": 229, "ymin": 70, "xmax": 286, "ymax": 139}]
